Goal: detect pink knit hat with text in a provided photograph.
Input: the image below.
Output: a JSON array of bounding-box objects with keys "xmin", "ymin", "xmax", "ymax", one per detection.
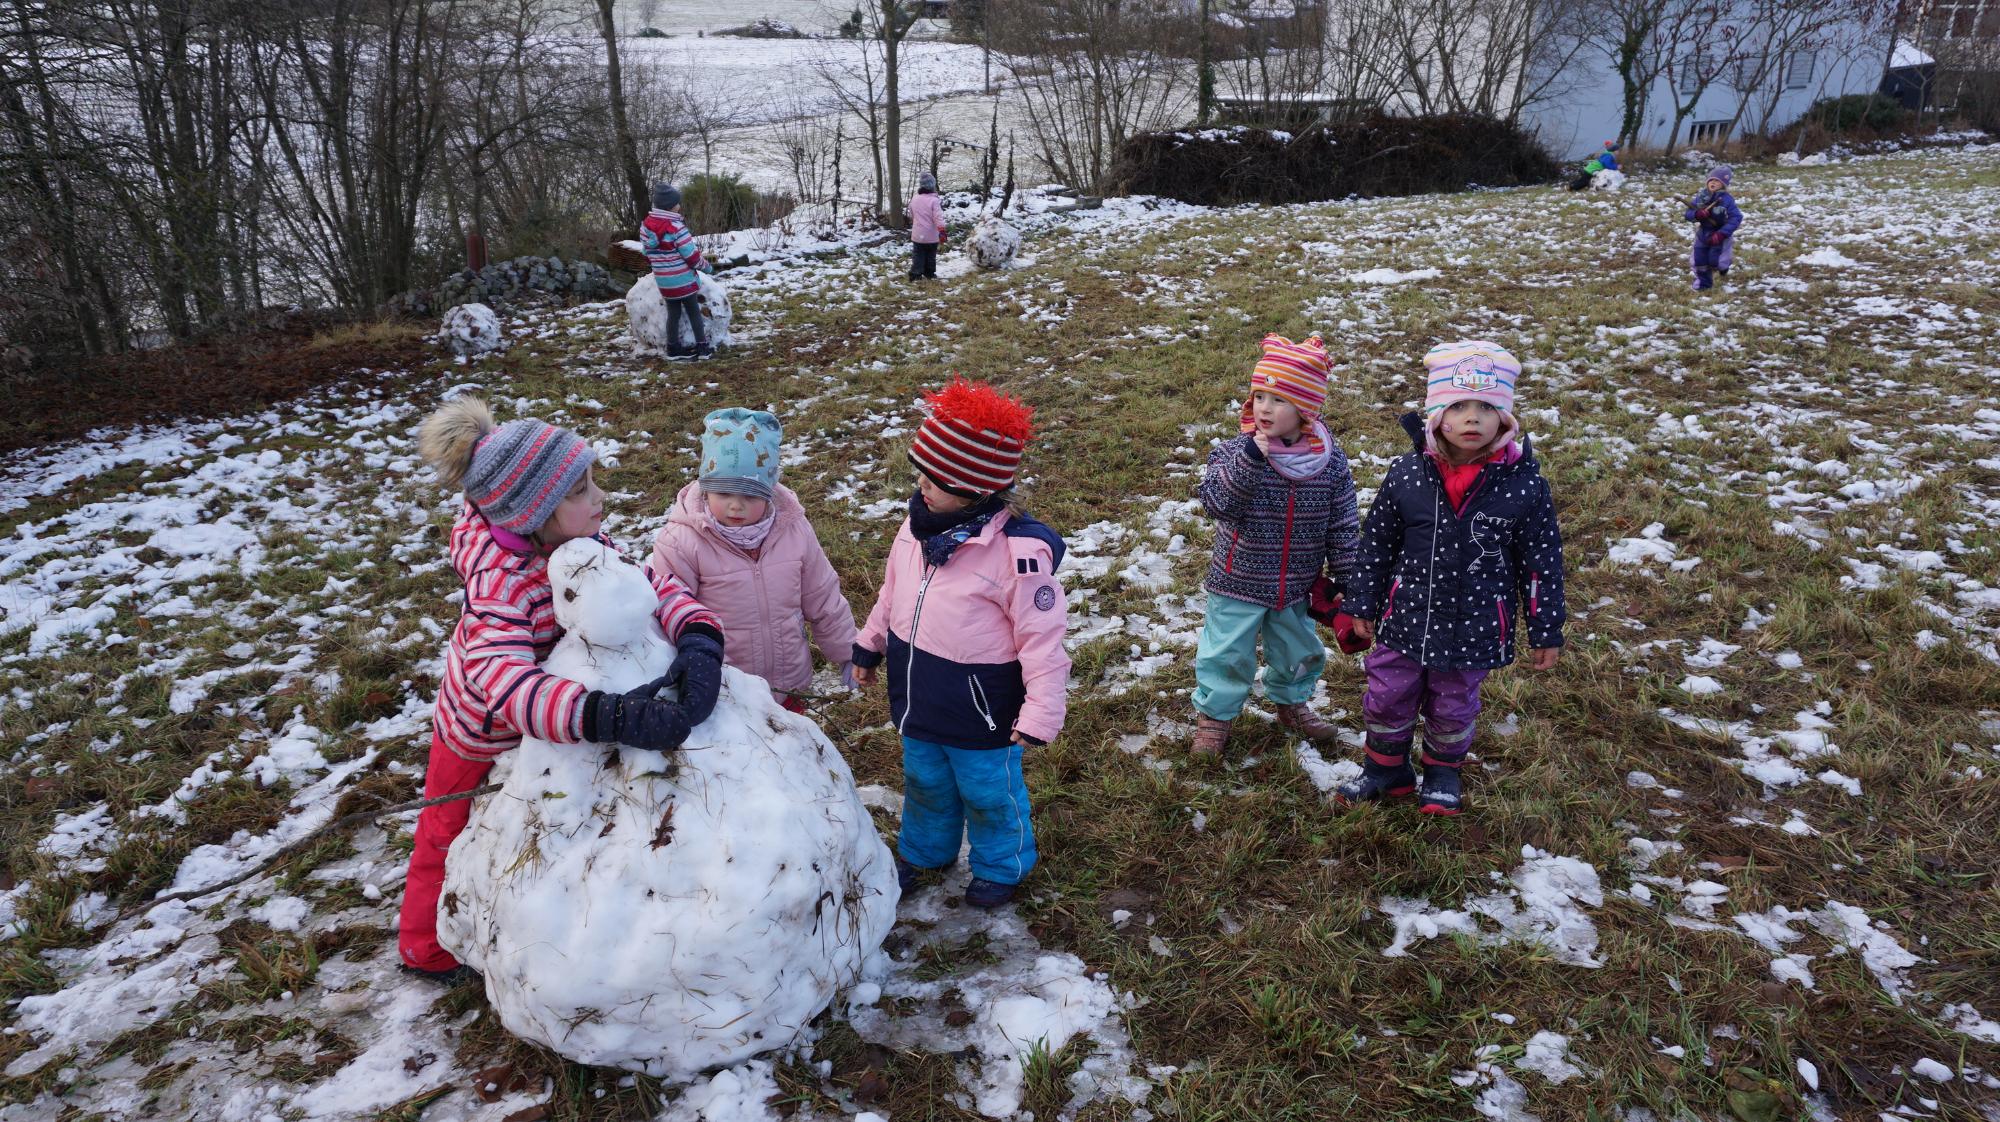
[{"xmin": 1423, "ymin": 340, "xmax": 1520, "ymax": 418}]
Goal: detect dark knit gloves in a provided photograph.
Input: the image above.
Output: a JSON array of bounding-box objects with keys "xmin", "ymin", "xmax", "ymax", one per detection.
[
  {"xmin": 581, "ymin": 628, "xmax": 726, "ymax": 753},
  {"xmin": 583, "ymin": 678, "xmax": 693, "ymax": 753},
  {"xmin": 666, "ymin": 630, "xmax": 724, "ymax": 728}
]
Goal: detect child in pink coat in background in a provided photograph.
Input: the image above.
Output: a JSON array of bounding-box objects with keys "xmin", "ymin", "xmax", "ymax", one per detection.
[
  {"xmin": 908, "ymin": 172, "xmax": 946, "ymax": 282},
  {"xmin": 651, "ymin": 408, "xmax": 858, "ymax": 712},
  {"xmin": 851, "ymin": 378, "xmax": 1070, "ymax": 909}
]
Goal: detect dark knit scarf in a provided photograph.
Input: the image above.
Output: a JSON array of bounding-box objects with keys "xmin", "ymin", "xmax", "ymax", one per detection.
[{"xmin": 909, "ymin": 492, "xmax": 1004, "ymax": 566}]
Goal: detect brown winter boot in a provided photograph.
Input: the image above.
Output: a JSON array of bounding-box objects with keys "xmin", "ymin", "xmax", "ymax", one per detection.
[
  {"xmin": 1275, "ymin": 703, "xmax": 1340, "ymax": 744},
  {"xmin": 1192, "ymin": 715, "xmax": 1233, "ymax": 757}
]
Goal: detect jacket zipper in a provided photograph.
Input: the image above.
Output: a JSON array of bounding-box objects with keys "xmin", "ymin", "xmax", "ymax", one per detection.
[
  {"xmin": 968, "ymin": 676, "xmax": 997, "ymax": 731},
  {"xmin": 1384, "ymin": 577, "xmax": 1400, "ymax": 620},
  {"xmin": 1496, "ymin": 595, "xmax": 1509, "ymax": 645},
  {"xmin": 1276, "ymin": 486, "xmax": 1296, "ymax": 605},
  {"xmin": 1223, "ymin": 528, "xmax": 1239, "ymax": 574},
  {"xmin": 1529, "ymin": 572, "xmax": 1540, "ymax": 617},
  {"xmin": 898, "ymin": 560, "xmax": 937, "ymax": 736}
]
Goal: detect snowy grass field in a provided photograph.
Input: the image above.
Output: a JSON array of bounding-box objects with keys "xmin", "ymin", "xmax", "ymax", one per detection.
[{"xmin": 3, "ymin": 145, "xmax": 1999, "ymax": 1120}]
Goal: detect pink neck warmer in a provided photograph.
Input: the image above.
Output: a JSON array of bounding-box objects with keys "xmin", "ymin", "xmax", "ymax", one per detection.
[{"xmin": 710, "ymin": 505, "xmax": 778, "ymax": 551}]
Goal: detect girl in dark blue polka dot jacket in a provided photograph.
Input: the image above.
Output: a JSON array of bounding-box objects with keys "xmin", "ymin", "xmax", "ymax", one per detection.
[{"xmin": 1331, "ymin": 341, "xmax": 1567, "ymax": 816}]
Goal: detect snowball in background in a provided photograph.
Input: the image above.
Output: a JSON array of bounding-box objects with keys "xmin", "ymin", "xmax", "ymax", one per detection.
[
  {"xmin": 438, "ymin": 539, "xmax": 896, "ymax": 1078},
  {"xmin": 440, "ymin": 303, "xmax": 504, "ymax": 357},
  {"xmin": 1591, "ymin": 169, "xmax": 1627, "ymax": 191},
  {"xmin": 625, "ymin": 272, "xmax": 733, "ymax": 354},
  {"xmin": 965, "ymin": 217, "xmax": 1021, "ymax": 270}
]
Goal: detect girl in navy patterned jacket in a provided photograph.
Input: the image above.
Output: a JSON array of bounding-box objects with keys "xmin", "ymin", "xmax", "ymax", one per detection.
[{"xmin": 1333, "ymin": 341, "xmax": 1566, "ymax": 816}]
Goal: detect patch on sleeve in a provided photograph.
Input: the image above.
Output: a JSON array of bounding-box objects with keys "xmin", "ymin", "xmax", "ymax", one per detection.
[
  {"xmin": 1016, "ymin": 557, "xmax": 1039, "ymax": 574},
  {"xmin": 1033, "ymin": 585, "xmax": 1057, "ymax": 612}
]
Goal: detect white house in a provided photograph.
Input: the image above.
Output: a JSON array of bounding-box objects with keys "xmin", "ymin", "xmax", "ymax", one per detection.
[{"xmin": 1522, "ymin": 5, "xmax": 1896, "ymax": 159}]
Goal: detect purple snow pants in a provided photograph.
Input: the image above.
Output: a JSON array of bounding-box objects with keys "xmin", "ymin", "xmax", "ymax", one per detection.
[
  {"xmin": 1360, "ymin": 647, "xmax": 1489, "ymax": 769},
  {"xmin": 1691, "ymin": 235, "xmax": 1735, "ymax": 287}
]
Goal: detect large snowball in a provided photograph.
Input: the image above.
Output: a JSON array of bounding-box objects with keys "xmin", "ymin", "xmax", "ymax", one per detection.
[
  {"xmin": 1591, "ymin": 169, "xmax": 1628, "ymax": 191},
  {"xmin": 437, "ymin": 539, "xmax": 897, "ymax": 1078},
  {"xmin": 440, "ymin": 303, "xmax": 504, "ymax": 357},
  {"xmin": 965, "ymin": 218, "xmax": 1021, "ymax": 270},
  {"xmin": 625, "ymin": 272, "xmax": 733, "ymax": 354}
]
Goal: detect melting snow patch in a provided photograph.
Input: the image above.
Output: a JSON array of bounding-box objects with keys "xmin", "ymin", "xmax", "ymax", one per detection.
[
  {"xmin": 1295, "ymin": 742, "xmax": 1362, "ymax": 799},
  {"xmin": 1910, "ymin": 1057, "xmax": 1954, "ymax": 1083},
  {"xmin": 1943, "ymin": 1003, "xmax": 2000, "ymax": 1043},
  {"xmin": 1379, "ymin": 847, "xmax": 1603, "ymax": 967},
  {"xmin": 1346, "ymin": 267, "xmax": 1441, "ymax": 284},
  {"xmin": 1516, "ymin": 1031, "xmax": 1587, "ymax": 1084},
  {"xmin": 1797, "ymin": 248, "xmax": 1861, "ymax": 267},
  {"xmin": 1606, "ymin": 523, "xmax": 1678, "ymax": 567}
]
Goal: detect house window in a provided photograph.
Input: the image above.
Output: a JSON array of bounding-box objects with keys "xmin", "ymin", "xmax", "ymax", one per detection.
[
  {"xmin": 1688, "ymin": 120, "xmax": 1732, "ymax": 147},
  {"xmin": 1787, "ymin": 50, "xmax": 1816, "ymax": 89},
  {"xmin": 1932, "ymin": 0, "xmax": 1990, "ymax": 38},
  {"xmin": 1679, "ymin": 53, "xmax": 1705, "ymax": 95}
]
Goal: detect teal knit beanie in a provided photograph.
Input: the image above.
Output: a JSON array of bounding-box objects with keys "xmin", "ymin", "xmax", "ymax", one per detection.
[{"xmin": 698, "ymin": 408, "xmax": 782, "ymax": 499}]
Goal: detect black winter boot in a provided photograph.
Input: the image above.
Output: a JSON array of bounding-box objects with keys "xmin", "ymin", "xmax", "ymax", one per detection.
[
  {"xmin": 1332, "ymin": 746, "xmax": 1416, "ymax": 807},
  {"xmin": 1418, "ymin": 758, "xmax": 1465, "ymax": 816}
]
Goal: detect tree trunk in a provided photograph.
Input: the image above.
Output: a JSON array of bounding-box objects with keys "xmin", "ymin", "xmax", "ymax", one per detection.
[
  {"xmin": 882, "ymin": 1, "xmax": 905, "ymax": 229},
  {"xmin": 596, "ymin": 0, "xmax": 649, "ymax": 222}
]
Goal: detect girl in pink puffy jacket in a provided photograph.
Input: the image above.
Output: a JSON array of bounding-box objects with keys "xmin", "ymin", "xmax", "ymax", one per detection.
[
  {"xmin": 851, "ymin": 378, "xmax": 1070, "ymax": 910},
  {"xmin": 650, "ymin": 408, "xmax": 859, "ymax": 713}
]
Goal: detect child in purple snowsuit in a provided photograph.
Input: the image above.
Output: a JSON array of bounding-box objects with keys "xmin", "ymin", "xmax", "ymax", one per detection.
[
  {"xmin": 1684, "ymin": 165, "xmax": 1742, "ymax": 291},
  {"xmin": 1333, "ymin": 341, "xmax": 1567, "ymax": 816}
]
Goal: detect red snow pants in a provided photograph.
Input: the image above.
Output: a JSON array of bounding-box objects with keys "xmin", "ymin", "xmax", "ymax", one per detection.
[{"xmin": 398, "ymin": 732, "xmax": 494, "ymax": 972}]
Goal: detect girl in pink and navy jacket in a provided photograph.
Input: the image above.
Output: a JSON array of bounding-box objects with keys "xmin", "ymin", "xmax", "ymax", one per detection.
[
  {"xmin": 850, "ymin": 378, "xmax": 1070, "ymax": 910},
  {"xmin": 399, "ymin": 397, "xmax": 724, "ymax": 982}
]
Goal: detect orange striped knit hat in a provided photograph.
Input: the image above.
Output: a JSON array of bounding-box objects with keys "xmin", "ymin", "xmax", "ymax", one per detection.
[
  {"xmin": 907, "ymin": 376, "xmax": 1034, "ymax": 497},
  {"xmin": 1247, "ymin": 333, "xmax": 1330, "ymax": 416}
]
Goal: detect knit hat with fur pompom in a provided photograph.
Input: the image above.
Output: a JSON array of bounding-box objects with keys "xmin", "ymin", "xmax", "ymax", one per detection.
[{"xmin": 418, "ymin": 396, "xmax": 594, "ymax": 534}]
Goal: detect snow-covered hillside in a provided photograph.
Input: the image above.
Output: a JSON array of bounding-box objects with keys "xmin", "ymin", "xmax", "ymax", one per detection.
[{"xmin": 2, "ymin": 143, "xmax": 1998, "ymax": 1121}]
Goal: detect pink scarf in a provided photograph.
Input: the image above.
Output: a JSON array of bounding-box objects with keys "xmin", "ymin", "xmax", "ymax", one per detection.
[
  {"xmin": 1243, "ymin": 413, "xmax": 1334, "ymax": 481},
  {"xmin": 709, "ymin": 505, "xmax": 778, "ymax": 551}
]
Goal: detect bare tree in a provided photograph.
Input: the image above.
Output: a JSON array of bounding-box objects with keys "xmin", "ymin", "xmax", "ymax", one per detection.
[
  {"xmin": 810, "ymin": 31, "xmax": 891, "ymax": 215},
  {"xmin": 992, "ymin": 0, "xmax": 1193, "ymax": 192},
  {"xmin": 592, "ymin": 0, "xmax": 649, "ymax": 222}
]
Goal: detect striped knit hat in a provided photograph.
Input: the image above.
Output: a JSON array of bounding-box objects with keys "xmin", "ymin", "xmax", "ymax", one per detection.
[
  {"xmin": 1248, "ymin": 334, "xmax": 1331, "ymax": 416},
  {"xmin": 907, "ymin": 377, "xmax": 1034, "ymax": 498},
  {"xmin": 466, "ymin": 419, "xmax": 595, "ymax": 534},
  {"xmin": 1423, "ymin": 340, "xmax": 1520, "ymax": 419}
]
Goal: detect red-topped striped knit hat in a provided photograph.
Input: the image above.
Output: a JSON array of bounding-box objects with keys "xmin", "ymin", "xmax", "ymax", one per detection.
[
  {"xmin": 1248, "ymin": 333, "xmax": 1331, "ymax": 416},
  {"xmin": 907, "ymin": 376, "xmax": 1034, "ymax": 498}
]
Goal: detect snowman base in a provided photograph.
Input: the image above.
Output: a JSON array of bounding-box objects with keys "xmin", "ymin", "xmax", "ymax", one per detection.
[
  {"xmin": 965, "ymin": 218, "xmax": 1021, "ymax": 270},
  {"xmin": 626, "ymin": 272, "xmax": 733, "ymax": 355},
  {"xmin": 440, "ymin": 302, "xmax": 504, "ymax": 357},
  {"xmin": 436, "ymin": 539, "xmax": 896, "ymax": 1078}
]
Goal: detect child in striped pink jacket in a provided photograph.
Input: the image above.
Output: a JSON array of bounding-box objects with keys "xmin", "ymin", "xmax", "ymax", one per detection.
[
  {"xmin": 398, "ymin": 397, "xmax": 724, "ymax": 982},
  {"xmin": 640, "ymin": 182, "xmax": 714, "ymax": 360}
]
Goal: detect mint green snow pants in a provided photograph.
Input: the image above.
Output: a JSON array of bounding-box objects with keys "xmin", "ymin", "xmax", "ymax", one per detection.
[{"xmin": 1193, "ymin": 593, "xmax": 1326, "ymax": 721}]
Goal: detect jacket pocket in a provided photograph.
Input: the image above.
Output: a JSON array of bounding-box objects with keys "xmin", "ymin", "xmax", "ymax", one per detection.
[
  {"xmin": 1496, "ymin": 595, "xmax": 1510, "ymax": 645},
  {"xmin": 1383, "ymin": 577, "xmax": 1401, "ymax": 621},
  {"xmin": 1223, "ymin": 528, "xmax": 1240, "ymax": 574}
]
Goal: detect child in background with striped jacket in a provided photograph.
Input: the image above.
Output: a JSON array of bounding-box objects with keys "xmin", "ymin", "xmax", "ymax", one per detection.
[
  {"xmin": 1192, "ymin": 334, "xmax": 1361, "ymax": 757},
  {"xmin": 398, "ymin": 397, "xmax": 725, "ymax": 983},
  {"xmin": 640, "ymin": 182, "xmax": 714, "ymax": 360}
]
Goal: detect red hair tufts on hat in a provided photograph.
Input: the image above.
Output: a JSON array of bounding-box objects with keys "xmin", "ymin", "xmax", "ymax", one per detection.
[{"xmin": 923, "ymin": 376, "xmax": 1033, "ymax": 443}]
